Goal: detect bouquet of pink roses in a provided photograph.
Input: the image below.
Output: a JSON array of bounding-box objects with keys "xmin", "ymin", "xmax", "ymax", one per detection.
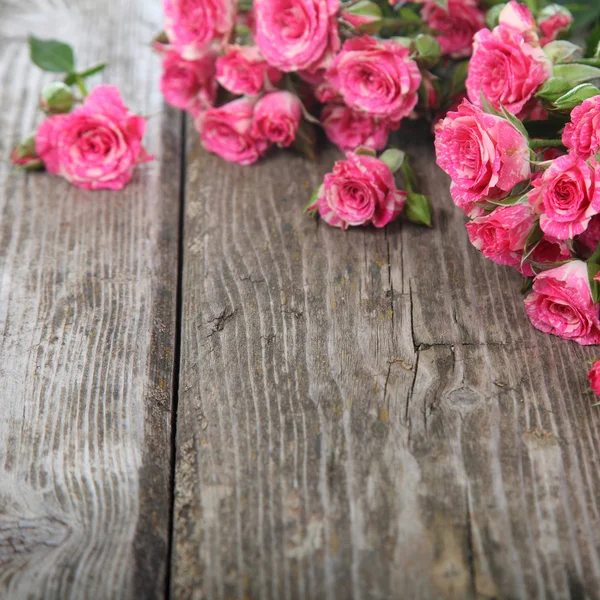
[{"xmin": 434, "ymin": 0, "xmax": 600, "ymax": 391}]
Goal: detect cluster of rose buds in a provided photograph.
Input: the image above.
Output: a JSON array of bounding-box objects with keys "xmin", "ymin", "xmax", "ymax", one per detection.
[
  {"xmin": 11, "ymin": 37, "xmax": 152, "ymax": 190},
  {"xmin": 434, "ymin": 1, "xmax": 600, "ymax": 395}
]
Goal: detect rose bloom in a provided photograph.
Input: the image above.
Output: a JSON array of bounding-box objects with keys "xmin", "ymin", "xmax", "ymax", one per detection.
[
  {"xmin": 498, "ymin": 1, "xmax": 537, "ymax": 43},
  {"xmin": 466, "ymin": 25, "xmax": 552, "ymax": 115},
  {"xmin": 199, "ymin": 97, "xmax": 269, "ymax": 165},
  {"xmin": 308, "ymin": 153, "xmax": 406, "ymax": 229},
  {"xmin": 250, "ymin": 91, "xmax": 301, "ymax": 147},
  {"xmin": 528, "ymin": 154, "xmax": 600, "ymax": 240},
  {"xmin": 35, "ymin": 85, "xmax": 152, "ymax": 190},
  {"xmin": 563, "ymin": 96, "xmax": 600, "ymax": 160},
  {"xmin": 322, "ymin": 104, "xmax": 391, "ymax": 152},
  {"xmin": 326, "ymin": 36, "xmax": 421, "ymax": 122},
  {"xmin": 587, "ymin": 359, "xmax": 600, "ymax": 395},
  {"xmin": 466, "ymin": 204, "xmax": 536, "ymax": 271},
  {"xmin": 539, "ymin": 5, "xmax": 573, "ymax": 46},
  {"xmin": 216, "ymin": 45, "xmax": 281, "ymax": 96},
  {"xmin": 435, "ymin": 100, "xmax": 531, "ymax": 214},
  {"xmin": 254, "ymin": 0, "xmax": 340, "ymax": 72},
  {"xmin": 524, "ymin": 261, "xmax": 600, "ymax": 345},
  {"xmin": 164, "ymin": 0, "xmax": 236, "ymax": 59},
  {"xmin": 160, "ymin": 49, "xmax": 217, "ymax": 116},
  {"xmin": 421, "ymin": 0, "xmax": 485, "ymax": 58}
]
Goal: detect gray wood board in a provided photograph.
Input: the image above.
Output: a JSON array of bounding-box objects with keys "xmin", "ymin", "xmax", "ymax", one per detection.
[
  {"xmin": 0, "ymin": 0, "xmax": 180, "ymax": 597},
  {"xmin": 173, "ymin": 122, "xmax": 600, "ymax": 599}
]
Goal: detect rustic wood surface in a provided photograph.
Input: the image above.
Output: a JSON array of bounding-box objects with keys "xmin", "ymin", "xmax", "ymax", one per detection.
[
  {"xmin": 173, "ymin": 124, "xmax": 600, "ymax": 600},
  {"xmin": 2, "ymin": 2, "xmax": 600, "ymax": 600},
  {"xmin": 0, "ymin": 0, "xmax": 180, "ymax": 598}
]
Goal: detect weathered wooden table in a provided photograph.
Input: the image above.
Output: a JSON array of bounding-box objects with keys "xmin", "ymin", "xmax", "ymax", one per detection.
[{"xmin": 2, "ymin": 1, "xmax": 600, "ymax": 599}]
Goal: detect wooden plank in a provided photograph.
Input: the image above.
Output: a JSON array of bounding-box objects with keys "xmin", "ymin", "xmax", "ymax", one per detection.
[
  {"xmin": 0, "ymin": 1, "xmax": 180, "ymax": 597},
  {"xmin": 174, "ymin": 122, "xmax": 600, "ymax": 599}
]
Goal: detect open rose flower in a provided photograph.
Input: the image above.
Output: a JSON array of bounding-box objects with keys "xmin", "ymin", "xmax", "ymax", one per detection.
[
  {"xmin": 322, "ymin": 104, "xmax": 391, "ymax": 152},
  {"xmin": 562, "ymin": 95, "xmax": 600, "ymax": 160},
  {"xmin": 160, "ymin": 49, "xmax": 217, "ymax": 115},
  {"xmin": 250, "ymin": 91, "xmax": 301, "ymax": 147},
  {"xmin": 308, "ymin": 152, "xmax": 406, "ymax": 229},
  {"xmin": 164, "ymin": 0, "xmax": 236, "ymax": 59},
  {"xmin": 524, "ymin": 261, "xmax": 600, "ymax": 345},
  {"xmin": 466, "ymin": 204, "xmax": 536, "ymax": 272},
  {"xmin": 539, "ymin": 5, "xmax": 573, "ymax": 46},
  {"xmin": 528, "ymin": 155, "xmax": 600, "ymax": 240},
  {"xmin": 326, "ymin": 36, "xmax": 421, "ymax": 122},
  {"xmin": 35, "ymin": 85, "xmax": 152, "ymax": 190},
  {"xmin": 466, "ymin": 25, "xmax": 551, "ymax": 115},
  {"xmin": 254, "ymin": 0, "xmax": 340, "ymax": 72},
  {"xmin": 588, "ymin": 359, "xmax": 600, "ymax": 395},
  {"xmin": 435, "ymin": 101, "xmax": 531, "ymax": 214},
  {"xmin": 421, "ymin": 0, "xmax": 485, "ymax": 58},
  {"xmin": 199, "ymin": 97, "xmax": 269, "ymax": 165},
  {"xmin": 216, "ymin": 45, "xmax": 281, "ymax": 96}
]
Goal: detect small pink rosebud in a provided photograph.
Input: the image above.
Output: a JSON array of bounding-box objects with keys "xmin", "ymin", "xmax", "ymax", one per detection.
[
  {"xmin": 10, "ymin": 133, "xmax": 43, "ymax": 170},
  {"xmin": 587, "ymin": 359, "xmax": 600, "ymax": 396},
  {"xmin": 40, "ymin": 82, "xmax": 75, "ymax": 115}
]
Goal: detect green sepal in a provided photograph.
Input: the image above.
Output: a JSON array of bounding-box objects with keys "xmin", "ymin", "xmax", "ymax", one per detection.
[
  {"xmin": 379, "ymin": 148, "xmax": 405, "ymax": 174},
  {"xmin": 552, "ymin": 63, "xmax": 600, "ymax": 85},
  {"xmin": 500, "ymin": 104, "xmax": 529, "ymax": 140},
  {"xmin": 404, "ymin": 193, "xmax": 432, "ymax": 227},
  {"xmin": 304, "ymin": 186, "xmax": 321, "ymax": 217},
  {"xmin": 536, "ymin": 77, "xmax": 572, "ymax": 102},
  {"xmin": 520, "ymin": 222, "xmax": 544, "ymax": 270},
  {"xmin": 553, "ymin": 83, "xmax": 600, "ymax": 110}
]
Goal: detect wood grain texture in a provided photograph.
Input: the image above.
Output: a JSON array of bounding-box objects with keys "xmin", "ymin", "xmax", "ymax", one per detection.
[
  {"xmin": 173, "ymin": 123, "xmax": 600, "ymax": 599},
  {"xmin": 0, "ymin": 1, "xmax": 180, "ymax": 597}
]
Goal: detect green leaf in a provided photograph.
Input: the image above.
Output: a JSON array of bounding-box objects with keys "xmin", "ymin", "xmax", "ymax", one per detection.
[
  {"xmin": 304, "ymin": 185, "xmax": 321, "ymax": 216},
  {"xmin": 28, "ymin": 35, "xmax": 75, "ymax": 73},
  {"xmin": 379, "ymin": 148, "xmax": 405, "ymax": 174},
  {"xmin": 585, "ymin": 21, "xmax": 600, "ymax": 58},
  {"xmin": 588, "ymin": 239, "xmax": 600, "ymax": 265},
  {"xmin": 521, "ymin": 222, "xmax": 544, "ymax": 270},
  {"xmin": 520, "ymin": 277, "xmax": 533, "ymax": 294},
  {"xmin": 536, "ymin": 77, "xmax": 572, "ymax": 102},
  {"xmin": 588, "ymin": 262, "xmax": 600, "ymax": 304},
  {"xmin": 553, "ymin": 83, "xmax": 600, "ymax": 110},
  {"xmin": 451, "ymin": 61, "xmax": 469, "ymax": 96},
  {"xmin": 485, "ymin": 4, "xmax": 505, "ymax": 29},
  {"xmin": 487, "ymin": 193, "xmax": 528, "ymax": 206},
  {"xmin": 434, "ymin": 0, "xmax": 448, "ymax": 9},
  {"xmin": 553, "ymin": 63, "xmax": 600, "ymax": 84},
  {"xmin": 480, "ymin": 91, "xmax": 501, "ymax": 116},
  {"xmin": 500, "ymin": 105, "xmax": 529, "ymax": 140},
  {"xmin": 404, "ymin": 193, "xmax": 432, "ymax": 227}
]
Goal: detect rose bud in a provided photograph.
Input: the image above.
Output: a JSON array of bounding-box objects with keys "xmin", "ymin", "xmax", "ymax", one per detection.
[
  {"xmin": 588, "ymin": 360, "xmax": 600, "ymax": 396},
  {"xmin": 528, "ymin": 155, "xmax": 600, "ymax": 240},
  {"xmin": 199, "ymin": 97, "xmax": 270, "ymax": 165},
  {"xmin": 10, "ymin": 133, "xmax": 43, "ymax": 170},
  {"xmin": 434, "ymin": 100, "xmax": 531, "ymax": 215},
  {"xmin": 524, "ymin": 261, "xmax": 600, "ymax": 345},
  {"xmin": 40, "ymin": 82, "xmax": 75, "ymax": 115},
  {"xmin": 216, "ymin": 45, "xmax": 281, "ymax": 97},
  {"xmin": 250, "ymin": 91, "xmax": 302, "ymax": 148},
  {"xmin": 35, "ymin": 85, "xmax": 153, "ymax": 190},
  {"xmin": 498, "ymin": 1, "xmax": 537, "ymax": 42},
  {"xmin": 539, "ymin": 5, "xmax": 573, "ymax": 47},
  {"xmin": 341, "ymin": 0, "xmax": 381, "ymax": 28},
  {"xmin": 307, "ymin": 152, "xmax": 406, "ymax": 229}
]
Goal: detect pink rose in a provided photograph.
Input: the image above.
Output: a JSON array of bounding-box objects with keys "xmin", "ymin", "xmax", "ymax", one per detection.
[
  {"xmin": 528, "ymin": 236, "xmax": 571, "ymax": 267},
  {"xmin": 562, "ymin": 96, "xmax": 600, "ymax": 160},
  {"xmin": 435, "ymin": 101, "xmax": 531, "ymax": 214},
  {"xmin": 539, "ymin": 6, "xmax": 573, "ymax": 46},
  {"xmin": 421, "ymin": 0, "xmax": 485, "ymax": 58},
  {"xmin": 524, "ymin": 261, "xmax": 600, "ymax": 345},
  {"xmin": 250, "ymin": 91, "xmax": 302, "ymax": 147},
  {"xmin": 199, "ymin": 97, "xmax": 269, "ymax": 165},
  {"xmin": 164, "ymin": 0, "xmax": 236, "ymax": 59},
  {"xmin": 528, "ymin": 154, "xmax": 600, "ymax": 240},
  {"xmin": 498, "ymin": 1, "xmax": 537, "ymax": 42},
  {"xmin": 467, "ymin": 25, "xmax": 551, "ymax": 115},
  {"xmin": 308, "ymin": 153, "xmax": 406, "ymax": 229},
  {"xmin": 466, "ymin": 204, "xmax": 536, "ymax": 271},
  {"xmin": 35, "ymin": 85, "xmax": 152, "ymax": 191},
  {"xmin": 326, "ymin": 36, "xmax": 421, "ymax": 122},
  {"xmin": 587, "ymin": 359, "xmax": 600, "ymax": 395},
  {"xmin": 216, "ymin": 45, "xmax": 281, "ymax": 96},
  {"xmin": 160, "ymin": 49, "xmax": 217, "ymax": 115},
  {"xmin": 254, "ymin": 0, "xmax": 340, "ymax": 72},
  {"xmin": 322, "ymin": 104, "xmax": 391, "ymax": 152}
]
